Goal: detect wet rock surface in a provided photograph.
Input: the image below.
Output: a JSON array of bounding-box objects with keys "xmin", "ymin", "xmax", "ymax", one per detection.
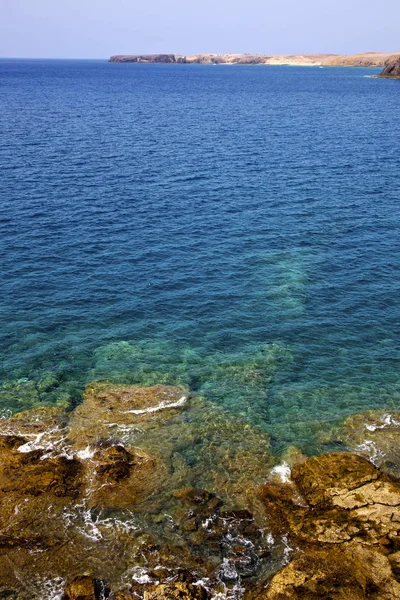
[
  {"xmin": 257, "ymin": 452, "xmax": 400, "ymax": 599},
  {"xmin": 63, "ymin": 576, "xmax": 108, "ymax": 600},
  {"xmin": 337, "ymin": 411, "xmax": 400, "ymax": 478},
  {"xmin": 0, "ymin": 384, "xmax": 399, "ymax": 599},
  {"xmin": 0, "ymin": 383, "xmax": 276, "ymax": 599}
]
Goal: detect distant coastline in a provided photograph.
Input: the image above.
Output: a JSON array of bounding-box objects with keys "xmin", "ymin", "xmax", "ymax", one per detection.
[{"xmin": 109, "ymin": 51, "xmax": 400, "ymax": 67}]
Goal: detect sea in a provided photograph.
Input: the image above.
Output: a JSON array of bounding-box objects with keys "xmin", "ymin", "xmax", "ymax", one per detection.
[{"xmin": 1, "ymin": 59, "xmax": 400, "ymax": 456}]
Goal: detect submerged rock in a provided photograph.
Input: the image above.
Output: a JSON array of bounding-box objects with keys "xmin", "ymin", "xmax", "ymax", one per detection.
[
  {"xmin": 0, "ymin": 382, "xmax": 275, "ymax": 598},
  {"xmin": 85, "ymin": 443, "xmax": 166, "ymax": 509},
  {"xmin": 339, "ymin": 411, "xmax": 400, "ymax": 478},
  {"xmin": 2, "ymin": 380, "xmax": 400, "ymax": 599},
  {"xmin": 69, "ymin": 383, "xmax": 189, "ymax": 448}
]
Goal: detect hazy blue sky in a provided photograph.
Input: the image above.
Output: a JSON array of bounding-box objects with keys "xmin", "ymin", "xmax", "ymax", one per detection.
[{"xmin": 1, "ymin": 0, "xmax": 399, "ymax": 59}]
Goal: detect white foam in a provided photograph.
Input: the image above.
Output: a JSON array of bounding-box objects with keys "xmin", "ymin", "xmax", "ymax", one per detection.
[
  {"xmin": 365, "ymin": 413, "xmax": 400, "ymax": 432},
  {"xmin": 76, "ymin": 446, "xmax": 96, "ymax": 460},
  {"xmin": 16, "ymin": 427, "xmax": 71, "ymax": 460},
  {"xmin": 17, "ymin": 432, "xmax": 47, "ymax": 453},
  {"xmin": 36, "ymin": 577, "xmax": 66, "ymax": 600},
  {"xmin": 265, "ymin": 532, "xmax": 275, "ymax": 545},
  {"xmin": 282, "ymin": 534, "xmax": 294, "ymax": 564},
  {"xmin": 129, "ymin": 567, "xmax": 153, "ymax": 584},
  {"xmin": 270, "ymin": 462, "xmax": 291, "ymax": 483},
  {"xmin": 355, "ymin": 440, "xmax": 385, "ymax": 465},
  {"xmin": 64, "ymin": 503, "xmax": 139, "ymax": 542},
  {"xmin": 125, "ymin": 395, "xmax": 187, "ymax": 415}
]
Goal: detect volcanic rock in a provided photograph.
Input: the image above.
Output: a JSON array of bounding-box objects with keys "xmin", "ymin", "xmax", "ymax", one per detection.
[
  {"xmin": 143, "ymin": 582, "xmax": 209, "ymax": 600},
  {"xmin": 63, "ymin": 576, "xmax": 109, "ymax": 600},
  {"xmin": 339, "ymin": 411, "xmax": 400, "ymax": 477},
  {"xmin": 379, "ymin": 55, "xmax": 400, "ymax": 78},
  {"xmin": 257, "ymin": 547, "xmax": 400, "ymax": 600},
  {"xmin": 69, "ymin": 383, "xmax": 189, "ymax": 448},
  {"xmin": 257, "ymin": 452, "xmax": 400, "ymax": 599}
]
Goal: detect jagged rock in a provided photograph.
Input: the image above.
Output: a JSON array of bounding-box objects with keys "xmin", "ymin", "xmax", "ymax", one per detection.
[
  {"xmin": 69, "ymin": 383, "xmax": 189, "ymax": 448},
  {"xmin": 379, "ymin": 56, "xmax": 400, "ymax": 78},
  {"xmin": 94, "ymin": 444, "xmax": 133, "ymax": 482},
  {"xmin": 291, "ymin": 452, "xmax": 380, "ymax": 506},
  {"xmin": 259, "ymin": 547, "xmax": 400, "ymax": 600},
  {"xmin": 85, "ymin": 443, "xmax": 165, "ymax": 509},
  {"xmin": 258, "ymin": 452, "xmax": 400, "ymax": 599},
  {"xmin": 389, "ymin": 551, "xmax": 400, "ymax": 580},
  {"xmin": 0, "ymin": 435, "xmax": 81, "ymax": 497},
  {"xmin": 143, "ymin": 582, "xmax": 208, "ymax": 600},
  {"xmin": 260, "ymin": 452, "xmax": 400, "ymax": 546},
  {"xmin": 63, "ymin": 576, "xmax": 109, "ymax": 600}
]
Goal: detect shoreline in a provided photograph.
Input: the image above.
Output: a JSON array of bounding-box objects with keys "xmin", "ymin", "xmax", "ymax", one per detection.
[
  {"xmin": 0, "ymin": 381, "xmax": 399, "ymax": 599},
  {"xmin": 109, "ymin": 51, "xmax": 400, "ymax": 68}
]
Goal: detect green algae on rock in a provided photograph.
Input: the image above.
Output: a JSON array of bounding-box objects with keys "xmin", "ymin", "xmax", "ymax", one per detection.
[
  {"xmin": 338, "ymin": 411, "xmax": 400, "ymax": 478},
  {"xmin": 4, "ymin": 379, "xmax": 400, "ymax": 600},
  {"xmin": 0, "ymin": 383, "xmax": 277, "ymax": 599}
]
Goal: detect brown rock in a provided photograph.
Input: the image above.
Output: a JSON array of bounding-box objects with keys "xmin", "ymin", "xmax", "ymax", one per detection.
[
  {"xmin": 85, "ymin": 443, "xmax": 165, "ymax": 509},
  {"xmin": 339, "ymin": 411, "xmax": 400, "ymax": 477},
  {"xmin": 260, "ymin": 547, "xmax": 400, "ymax": 600},
  {"xmin": 69, "ymin": 383, "xmax": 189, "ymax": 448},
  {"xmin": 0, "ymin": 435, "xmax": 81, "ymax": 497},
  {"xmin": 291, "ymin": 452, "xmax": 381, "ymax": 507},
  {"xmin": 143, "ymin": 582, "xmax": 208, "ymax": 600},
  {"xmin": 94, "ymin": 444, "xmax": 133, "ymax": 482},
  {"xmin": 257, "ymin": 452, "xmax": 400, "ymax": 599},
  {"xmin": 63, "ymin": 576, "xmax": 108, "ymax": 600},
  {"xmin": 379, "ymin": 55, "xmax": 400, "ymax": 78}
]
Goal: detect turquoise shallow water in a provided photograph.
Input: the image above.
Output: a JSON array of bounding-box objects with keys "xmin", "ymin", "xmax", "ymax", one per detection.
[{"xmin": 1, "ymin": 60, "xmax": 400, "ymax": 454}]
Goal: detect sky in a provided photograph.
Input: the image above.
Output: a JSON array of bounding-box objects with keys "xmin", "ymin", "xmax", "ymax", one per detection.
[{"xmin": 1, "ymin": 0, "xmax": 399, "ymax": 59}]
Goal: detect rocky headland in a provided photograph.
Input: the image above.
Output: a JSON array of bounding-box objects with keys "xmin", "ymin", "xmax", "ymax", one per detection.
[
  {"xmin": 378, "ymin": 55, "xmax": 400, "ymax": 78},
  {"xmin": 0, "ymin": 381, "xmax": 400, "ymax": 599},
  {"xmin": 109, "ymin": 52, "xmax": 400, "ymax": 67}
]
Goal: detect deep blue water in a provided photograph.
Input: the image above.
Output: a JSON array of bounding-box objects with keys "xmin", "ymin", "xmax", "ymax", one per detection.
[{"xmin": 1, "ymin": 59, "xmax": 399, "ymax": 452}]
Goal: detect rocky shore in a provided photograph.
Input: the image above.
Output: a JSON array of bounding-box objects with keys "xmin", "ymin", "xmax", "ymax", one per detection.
[
  {"xmin": 109, "ymin": 52, "xmax": 400, "ymax": 67},
  {"xmin": 0, "ymin": 383, "xmax": 399, "ymax": 599},
  {"xmin": 378, "ymin": 55, "xmax": 400, "ymax": 78}
]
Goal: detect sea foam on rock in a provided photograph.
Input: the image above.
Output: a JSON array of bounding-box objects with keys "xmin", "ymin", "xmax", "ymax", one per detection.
[
  {"xmin": 2, "ymin": 380, "xmax": 399, "ymax": 599},
  {"xmin": 0, "ymin": 383, "xmax": 275, "ymax": 599}
]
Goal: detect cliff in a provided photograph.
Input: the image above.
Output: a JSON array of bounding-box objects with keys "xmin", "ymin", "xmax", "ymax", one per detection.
[
  {"xmin": 323, "ymin": 51, "xmax": 400, "ymax": 67},
  {"xmin": 109, "ymin": 53, "xmax": 335, "ymax": 65},
  {"xmin": 378, "ymin": 54, "xmax": 400, "ymax": 78},
  {"xmin": 109, "ymin": 51, "xmax": 400, "ymax": 67}
]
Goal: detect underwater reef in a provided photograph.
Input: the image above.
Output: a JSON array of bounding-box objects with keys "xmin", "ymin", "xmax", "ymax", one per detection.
[{"xmin": 0, "ymin": 384, "xmax": 399, "ymax": 599}]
